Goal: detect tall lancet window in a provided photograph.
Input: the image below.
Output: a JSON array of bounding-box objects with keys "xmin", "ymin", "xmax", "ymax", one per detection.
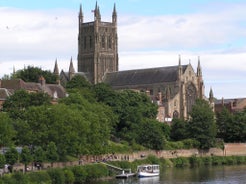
[{"xmin": 186, "ymin": 83, "xmax": 197, "ymax": 114}]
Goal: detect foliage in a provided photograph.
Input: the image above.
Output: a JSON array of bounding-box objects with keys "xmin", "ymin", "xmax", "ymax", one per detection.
[
  {"xmin": 12, "ymin": 65, "xmax": 57, "ymax": 84},
  {"xmin": 170, "ymin": 118, "xmax": 188, "ymax": 141},
  {"xmin": 5, "ymin": 147, "xmax": 19, "ymax": 166},
  {"xmin": 47, "ymin": 168, "xmax": 65, "ymax": 184},
  {"xmin": 33, "ymin": 146, "xmax": 46, "ymax": 165},
  {"xmin": 66, "ymin": 75, "xmax": 91, "ymax": 89},
  {"xmin": 63, "ymin": 168, "xmax": 75, "ymax": 184},
  {"xmin": 20, "ymin": 146, "xmax": 33, "ymax": 171},
  {"xmin": 216, "ymin": 108, "xmax": 246, "ymax": 142},
  {"xmin": 27, "ymin": 171, "xmax": 52, "ymax": 184},
  {"xmin": 0, "ymin": 113, "xmax": 15, "ymax": 147},
  {"xmin": 170, "ymin": 157, "xmax": 190, "ymax": 167},
  {"xmin": 136, "ymin": 119, "xmax": 166, "ymax": 150},
  {"xmin": 188, "ymin": 99, "xmax": 216, "ymax": 149},
  {"xmin": 2, "ymin": 89, "xmax": 51, "ymax": 119},
  {"xmin": 46, "ymin": 142, "xmax": 59, "ymax": 166},
  {"xmin": 71, "ymin": 166, "xmax": 87, "ymax": 183},
  {"xmin": 0, "ymin": 154, "xmax": 6, "ymax": 168}
]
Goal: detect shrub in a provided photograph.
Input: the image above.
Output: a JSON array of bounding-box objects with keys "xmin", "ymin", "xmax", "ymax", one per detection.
[
  {"xmin": 12, "ymin": 172, "xmax": 29, "ymax": 184},
  {"xmin": 211, "ymin": 156, "xmax": 224, "ymax": 165},
  {"xmin": 189, "ymin": 156, "xmax": 202, "ymax": 167},
  {"xmin": 72, "ymin": 166, "xmax": 87, "ymax": 184},
  {"xmin": 28, "ymin": 171, "xmax": 51, "ymax": 184},
  {"xmin": 47, "ymin": 168, "xmax": 65, "ymax": 184},
  {"xmin": 201, "ymin": 156, "xmax": 212, "ymax": 165},
  {"xmin": 64, "ymin": 168, "xmax": 75, "ymax": 184},
  {"xmin": 84, "ymin": 164, "xmax": 108, "ymax": 182},
  {"xmin": 171, "ymin": 157, "xmax": 189, "ymax": 167}
]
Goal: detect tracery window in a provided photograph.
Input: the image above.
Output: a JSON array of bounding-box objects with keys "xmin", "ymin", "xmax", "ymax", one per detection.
[
  {"xmin": 101, "ymin": 35, "xmax": 105, "ymax": 48},
  {"xmin": 173, "ymin": 110, "xmax": 179, "ymax": 118},
  {"xmin": 186, "ymin": 83, "xmax": 197, "ymax": 114}
]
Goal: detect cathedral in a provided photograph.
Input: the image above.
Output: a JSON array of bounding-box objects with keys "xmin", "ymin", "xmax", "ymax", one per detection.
[{"xmin": 59, "ymin": 3, "xmax": 206, "ymax": 121}]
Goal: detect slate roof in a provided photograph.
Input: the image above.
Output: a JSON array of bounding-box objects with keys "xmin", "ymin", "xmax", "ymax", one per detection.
[
  {"xmin": 215, "ymin": 98, "xmax": 246, "ymax": 105},
  {"xmin": 1, "ymin": 79, "xmax": 66, "ymax": 99},
  {"xmin": 104, "ymin": 65, "xmax": 188, "ymax": 87}
]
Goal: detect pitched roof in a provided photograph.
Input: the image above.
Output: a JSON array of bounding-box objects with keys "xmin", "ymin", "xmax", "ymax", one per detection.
[
  {"xmin": 1, "ymin": 79, "xmax": 66, "ymax": 99},
  {"xmin": 104, "ymin": 65, "xmax": 188, "ymax": 87}
]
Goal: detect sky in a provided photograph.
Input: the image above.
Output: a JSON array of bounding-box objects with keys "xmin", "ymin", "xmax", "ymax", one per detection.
[{"xmin": 0, "ymin": 0, "xmax": 246, "ymax": 99}]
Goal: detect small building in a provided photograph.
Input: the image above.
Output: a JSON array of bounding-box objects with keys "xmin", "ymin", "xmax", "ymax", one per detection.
[{"xmin": 215, "ymin": 98, "xmax": 246, "ymax": 114}]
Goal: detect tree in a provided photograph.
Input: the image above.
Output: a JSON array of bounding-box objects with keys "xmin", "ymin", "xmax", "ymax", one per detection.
[
  {"xmin": 170, "ymin": 118, "xmax": 188, "ymax": 141},
  {"xmin": 12, "ymin": 66, "xmax": 57, "ymax": 84},
  {"xmin": 0, "ymin": 154, "xmax": 6, "ymax": 169},
  {"xmin": 2, "ymin": 90, "xmax": 51, "ymax": 119},
  {"xmin": 46, "ymin": 142, "xmax": 59, "ymax": 167},
  {"xmin": 136, "ymin": 119, "xmax": 166, "ymax": 150},
  {"xmin": 216, "ymin": 107, "xmax": 232, "ymax": 141},
  {"xmin": 188, "ymin": 99, "xmax": 216, "ymax": 149},
  {"xmin": 20, "ymin": 146, "xmax": 33, "ymax": 172},
  {"xmin": 5, "ymin": 147, "xmax": 19, "ymax": 172},
  {"xmin": 0, "ymin": 113, "xmax": 15, "ymax": 147},
  {"xmin": 66, "ymin": 75, "xmax": 91, "ymax": 89},
  {"xmin": 33, "ymin": 146, "xmax": 46, "ymax": 169}
]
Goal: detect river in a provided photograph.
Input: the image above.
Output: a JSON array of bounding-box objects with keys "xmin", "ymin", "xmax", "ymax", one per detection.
[{"xmin": 91, "ymin": 165, "xmax": 246, "ymax": 184}]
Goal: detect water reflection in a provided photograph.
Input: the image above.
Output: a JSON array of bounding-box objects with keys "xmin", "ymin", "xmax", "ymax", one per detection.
[{"xmin": 91, "ymin": 165, "xmax": 246, "ymax": 184}]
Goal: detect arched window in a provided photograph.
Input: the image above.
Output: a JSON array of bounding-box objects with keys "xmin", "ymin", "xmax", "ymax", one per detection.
[
  {"xmin": 101, "ymin": 35, "xmax": 105, "ymax": 48},
  {"xmin": 108, "ymin": 36, "xmax": 112, "ymax": 49},
  {"xmin": 89, "ymin": 36, "xmax": 92, "ymax": 48},
  {"xmin": 186, "ymin": 83, "xmax": 197, "ymax": 114},
  {"xmin": 84, "ymin": 36, "xmax": 87, "ymax": 49},
  {"xmin": 173, "ymin": 111, "xmax": 179, "ymax": 118}
]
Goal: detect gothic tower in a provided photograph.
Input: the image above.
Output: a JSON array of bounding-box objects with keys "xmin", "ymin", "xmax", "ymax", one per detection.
[{"xmin": 77, "ymin": 3, "xmax": 118, "ymax": 84}]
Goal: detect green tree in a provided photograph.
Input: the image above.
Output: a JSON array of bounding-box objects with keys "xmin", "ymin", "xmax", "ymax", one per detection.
[
  {"xmin": 20, "ymin": 146, "xmax": 33, "ymax": 172},
  {"xmin": 0, "ymin": 113, "xmax": 15, "ymax": 147},
  {"xmin": 12, "ymin": 66, "xmax": 57, "ymax": 84},
  {"xmin": 0, "ymin": 154, "xmax": 6, "ymax": 168},
  {"xmin": 2, "ymin": 90, "xmax": 51, "ymax": 119},
  {"xmin": 188, "ymin": 99, "xmax": 216, "ymax": 149},
  {"xmin": 216, "ymin": 107, "xmax": 232, "ymax": 141},
  {"xmin": 136, "ymin": 119, "xmax": 166, "ymax": 150},
  {"xmin": 46, "ymin": 142, "xmax": 59, "ymax": 167},
  {"xmin": 5, "ymin": 147, "xmax": 19, "ymax": 171},
  {"xmin": 170, "ymin": 118, "xmax": 188, "ymax": 141},
  {"xmin": 33, "ymin": 146, "xmax": 46, "ymax": 169},
  {"xmin": 66, "ymin": 75, "xmax": 91, "ymax": 89}
]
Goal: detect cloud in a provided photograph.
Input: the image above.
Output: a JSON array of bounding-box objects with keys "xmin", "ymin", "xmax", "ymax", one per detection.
[{"xmin": 0, "ymin": 3, "xmax": 245, "ymax": 99}]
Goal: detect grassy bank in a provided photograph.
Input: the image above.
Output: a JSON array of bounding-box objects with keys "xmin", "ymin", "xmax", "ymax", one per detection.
[{"xmin": 1, "ymin": 155, "xmax": 246, "ymax": 184}]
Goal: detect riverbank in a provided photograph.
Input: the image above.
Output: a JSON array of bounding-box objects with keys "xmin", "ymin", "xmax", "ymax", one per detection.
[{"xmin": 1, "ymin": 155, "xmax": 246, "ymax": 184}]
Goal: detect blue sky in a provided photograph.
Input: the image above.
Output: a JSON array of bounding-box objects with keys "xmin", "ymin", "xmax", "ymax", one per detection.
[{"xmin": 0, "ymin": 0, "xmax": 246, "ymax": 98}]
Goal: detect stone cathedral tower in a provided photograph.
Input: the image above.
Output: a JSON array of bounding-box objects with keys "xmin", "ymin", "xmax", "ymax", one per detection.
[{"xmin": 77, "ymin": 3, "xmax": 118, "ymax": 84}]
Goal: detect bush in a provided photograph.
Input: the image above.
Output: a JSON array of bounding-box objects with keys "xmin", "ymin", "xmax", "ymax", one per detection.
[
  {"xmin": 84, "ymin": 164, "xmax": 108, "ymax": 182},
  {"xmin": 201, "ymin": 156, "xmax": 212, "ymax": 165},
  {"xmin": 211, "ymin": 156, "xmax": 224, "ymax": 165},
  {"xmin": 171, "ymin": 157, "xmax": 189, "ymax": 167},
  {"xmin": 72, "ymin": 166, "xmax": 87, "ymax": 184},
  {"xmin": 47, "ymin": 168, "xmax": 65, "ymax": 184},
  {"xmin": 28, "ymin": 171, "xmax": 51, "ymax": 184},
  {"xmin": 12, "ymin": 172, "xmax": 29, "ymax": 184},
  {"xmin": 64, "ymin": 168, "xmax": 75, "ymax": 184},
  {"xmin": 182, "ymin": 139, "xmax": 200, "ymax": 149},
  {"xmin": 189, "ymin": 156, "xmax": 202, "ymax": 167},
  {"xmin": 1, "ymin": 174, "xmax": 16, "ymax": 184}
]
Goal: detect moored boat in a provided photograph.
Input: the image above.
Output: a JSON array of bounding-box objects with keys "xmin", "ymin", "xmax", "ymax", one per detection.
[{"xmin": 137, "ymin": 164, "xmax": 160, "ymax": 177}]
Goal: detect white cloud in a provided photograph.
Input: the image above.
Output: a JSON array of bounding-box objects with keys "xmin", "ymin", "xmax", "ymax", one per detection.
[{"xmin": 0, "ymin": 4, "xmax": 245, "ymax": 99}]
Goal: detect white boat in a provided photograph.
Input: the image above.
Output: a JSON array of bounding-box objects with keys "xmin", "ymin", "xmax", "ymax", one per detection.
[{"xmin": 137, "ymin": 164, "xmax": 160, "ymax": 178}]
